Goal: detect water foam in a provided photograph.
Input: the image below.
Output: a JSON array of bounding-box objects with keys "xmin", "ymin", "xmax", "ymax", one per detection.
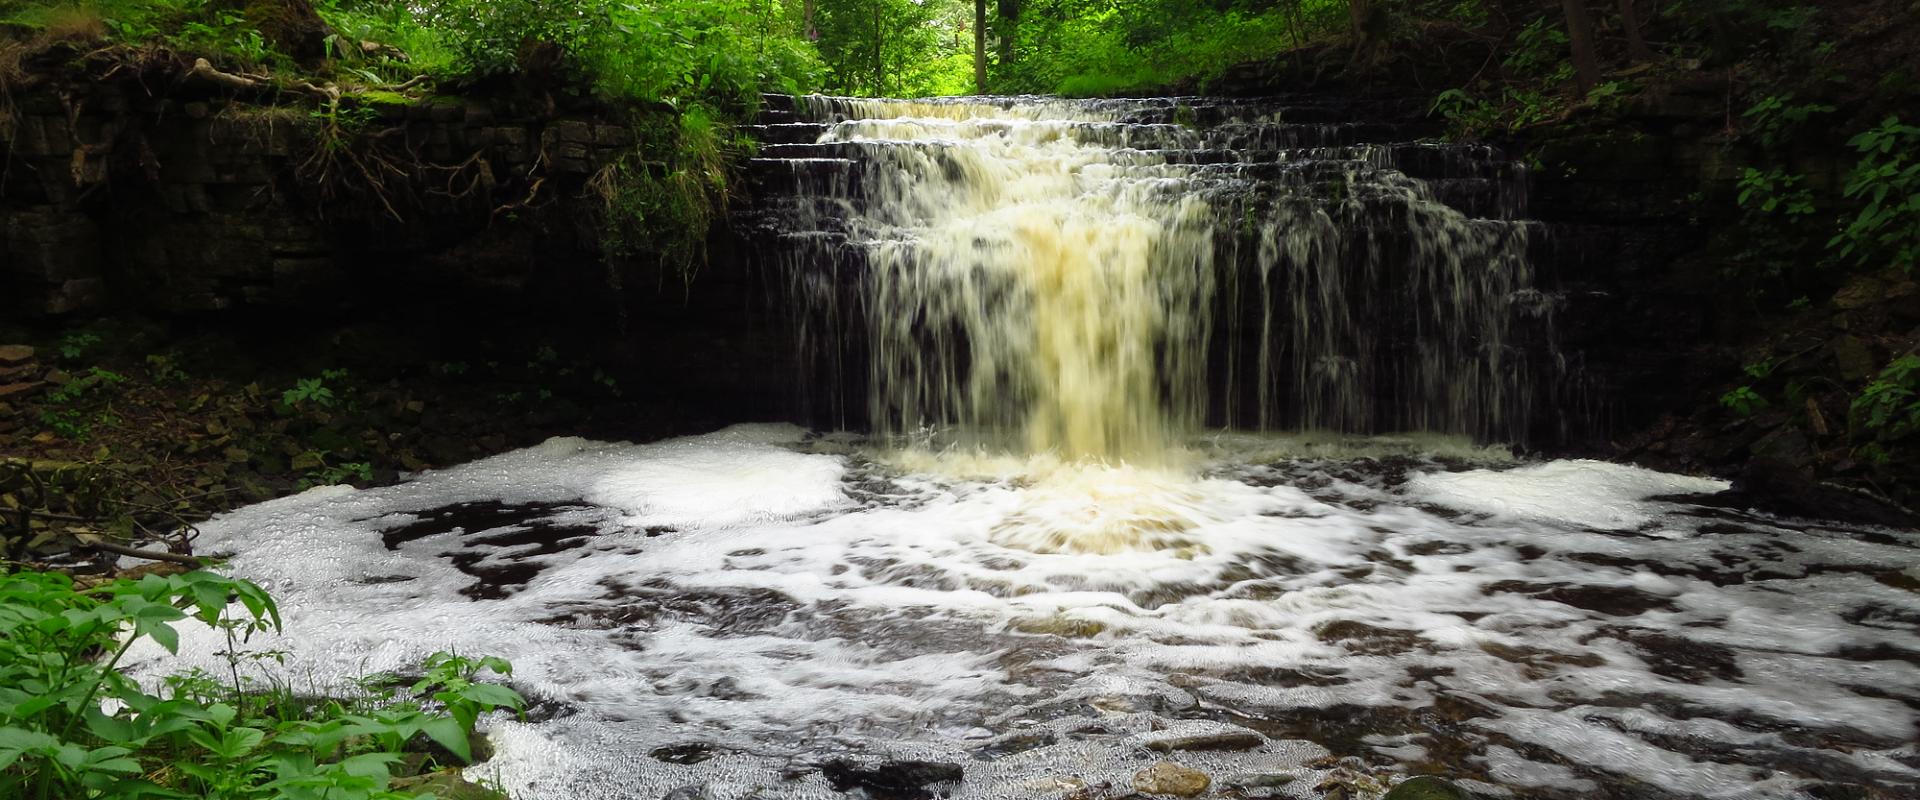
[{"xmin": 126, "ymin": 426, "xmax": 1920, "ymax": 799}]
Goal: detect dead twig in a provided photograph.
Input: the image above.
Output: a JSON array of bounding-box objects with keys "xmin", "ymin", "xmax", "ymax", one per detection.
[{"xmin": 80, "ymin": 539, "xmax": 204, "ymax": 566}]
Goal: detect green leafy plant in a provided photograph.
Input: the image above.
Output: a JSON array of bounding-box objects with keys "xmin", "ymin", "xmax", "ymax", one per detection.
[
  {"xmin": 144, "ymin": 354, "xmax": 190, "ymax": 385},
  {"xmin": 1830, "ymin": 116, "xmax": 1920, "ymax": 272},
  {"xmin": 409, "ymin": 652, "xmax": 524, "ymax": 762},
  {"xmin": 1741, "ymin": 93, "xmax": 1835, "ymax": 150},
  {"xmin": 282, "ymin": 369, "xmax": 349, "ymax": 409},
  {"xmin": 1737, "ymin": 167, "xmax": 1815, "ymax": 217},
  {"xmin": 57, "ymin": 332, "xmax": 102, "ymax": 361},
  {"xmin": 37, "ymin": 368, "xmax": 128, "ymax": 441},
  {"xmin": 1720, "ymin": 385, "xmax": 1767, "ymax": 416},
  {"xmin": 1852, "ymin": 354, "xmax": 1920, "ymax": 439},
  {"xmin": 0, "ymin": 569, "xmax": 522, "ymax": 800},
  {"xmin": 295, "ymin": 453, "xmax": 375, "ymax": 490}
]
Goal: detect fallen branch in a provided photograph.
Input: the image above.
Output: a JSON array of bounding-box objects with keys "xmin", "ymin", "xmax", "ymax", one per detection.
[{"xmin": 81, "ymin": 539, "xmax": 203, "ymax": 566}]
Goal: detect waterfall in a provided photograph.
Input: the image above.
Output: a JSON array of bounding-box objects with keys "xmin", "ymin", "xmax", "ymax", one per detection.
[{"xmin": 743, "ymin": 95, "xmax": 1559, "ymax": 460}]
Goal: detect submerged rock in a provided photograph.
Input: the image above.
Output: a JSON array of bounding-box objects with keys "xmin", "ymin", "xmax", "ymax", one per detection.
[
  {"xmin": 1136, "ymin": 720, "xmax": 1264, "ymax": 752},
  {"xmin": 1132, "ymin": 761, "xmax": 1210, "ymax": 797},
  {"xmin": 1383, "ymin": 775, "xmax": 1473, "ymax": 800},
  {"xmin": 816, "ymin": 758, "xmax": 963, "ymax": 799},
  {"xmin": 661, "ymin": 784, "xmax": 715, "ymax": 800},
  {"xmin": 1218, "ymin": 771, "xmax": 1298, "ymax": 789}
]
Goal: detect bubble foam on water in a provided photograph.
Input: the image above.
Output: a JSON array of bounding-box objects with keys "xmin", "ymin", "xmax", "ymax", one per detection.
[{"xmin": 125, "ymin": 425, "xmax": 1920, "ymax": 799}]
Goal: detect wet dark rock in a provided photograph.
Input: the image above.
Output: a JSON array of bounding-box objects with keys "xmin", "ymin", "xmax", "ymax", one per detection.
[
  {"xmin": 1218, "ymin": 771, "xmax": 1298, "ymax": 789},
  {"xmin": 1619, "ymin": 630, "xmax": 1743, "ymax": 682},
  {"xmin": 1314, "ymin": 620, "xmax": 1425, "ymax": 655},
  {"xmin": 1708, "ymin": 458, "xmax": 1920, "ymax": 530},
  {"xmin": 970, "ymin": 729, "xmax": 1055, "ymax": 760},
  {"xmin": 1483, "ymin": 581, "xmax": 1678, "ymax": 616},
  {"xmin": 815, "ymin": 758, "xmax": 963, "ymax": 800},
  {"xmin": 1139, "ymin": 723, "xmax": 1264, "ymax": 752},
  {"xmin": 378, "ymin": 501, "xmax": 588, "ymax": 549},
  {"xmin": 651, "ymin": 742, "xmax": 720, "ymax": 764},
  {"xmin": 1382, "ymin": 775, "xmax": 1472, "ymax": 800},
  {"xmin": 662, "ymin": 784, "xmax": 716, "ymax": 800}
]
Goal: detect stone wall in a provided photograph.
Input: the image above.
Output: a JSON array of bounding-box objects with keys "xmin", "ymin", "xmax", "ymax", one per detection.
[
  {"xmin": 0, "ymin": 74, "xmax": 802, "ymax": 430},
  {"xmin": 0, "ymin": 81, "xmax": 642, "ymax": 316}
]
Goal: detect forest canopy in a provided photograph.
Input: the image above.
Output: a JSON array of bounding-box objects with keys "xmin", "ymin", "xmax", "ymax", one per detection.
[{"xmin": 0, "ymin": 0, "xmax": 1848, "ymax": 104}]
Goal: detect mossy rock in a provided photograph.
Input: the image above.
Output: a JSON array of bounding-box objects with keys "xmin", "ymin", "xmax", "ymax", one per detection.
[{"xmin": 1383, "ymin": 776, "xmax": 1474, "ymax": 800}]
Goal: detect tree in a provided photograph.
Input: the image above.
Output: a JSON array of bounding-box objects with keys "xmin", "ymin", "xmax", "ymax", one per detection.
[
  {"xmin": 1562, "ymin": 0, "xmax": 1601, "ymax": 92},
  {"xmin": 974, "ymin": 0, "xmax": 987, "ymax": 94},
  {"xmin": 1619, "ymin": 0, "xmax": 1654, "ymax": 63},
  {"xmin": 1349, "ymin": 0, "xmax": 1388, "ymax": 60}
]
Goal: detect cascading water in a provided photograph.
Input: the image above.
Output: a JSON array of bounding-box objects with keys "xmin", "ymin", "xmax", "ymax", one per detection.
[
  {"xmin": 744, "ymin": 95, "xmax": 1558, "ymax": 459},
  {"xmin": 128, "ymin": 96, "xmax": 1918, "ymax": 800}
]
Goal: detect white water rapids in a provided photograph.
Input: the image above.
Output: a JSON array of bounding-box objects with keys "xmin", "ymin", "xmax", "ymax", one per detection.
[{"xmin": 126, "ymin": 425, "xmax": 1920, "ymax": 799}]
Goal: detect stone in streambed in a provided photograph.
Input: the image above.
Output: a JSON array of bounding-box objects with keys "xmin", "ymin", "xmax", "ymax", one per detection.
[
  {"xmin": 1135, "ymin": 720, "xmax": 1264, "ymax": 752},
  {"xmin": 0, "ymin": 345, "xmax": 33, "ymax": 365},
  {"xmin": 1219, "ymin": 771, "xmax": 1299, "ymax": 789},
  {"xmin": 1133, "ymin": 761, "xmax": 1210, "ymax": 797},
  {"xmin": 816, "ymin": 758, "xmax": 963, "ymax": 799},
  {"xmin": 1383, "ymin": 775, "xmax": 1473, "ymax": 800}
]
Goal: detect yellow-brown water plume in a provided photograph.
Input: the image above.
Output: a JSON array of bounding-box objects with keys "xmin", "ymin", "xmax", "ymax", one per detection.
[{"xmin": 821, "ymin": 98, "xmax": 1217, "ymax": 464}]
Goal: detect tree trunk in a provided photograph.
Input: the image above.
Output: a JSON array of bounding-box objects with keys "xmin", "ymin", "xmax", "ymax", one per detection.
[
  {"xmin": 1349, "ymin": 0, "xmax": 1372, "ymax": 43},
  {"xmin": 996, "ymin": 0, "xmax": 1020, "ymax": 73},
  {"xmin": 1562, "ymin": 0, "xmax": 1602, "ymax": 93},
  {"xmin": 872, "ymin": 6, "xmax": 885, "ymax": 95},
  {"xmin": 1348, "ymin": 0, "xmax": 1388, "ymax": 60},
  {"xmin": 1619, "ymin": 0, "xmax": 1654, "ymax": 63},
  {"xmin": 804, "ymin": 0, "xmax": 817, "ymax": 41},
  {"xmin": 974, "ymin": 0, "xmax": 987, "ymax": 95}
]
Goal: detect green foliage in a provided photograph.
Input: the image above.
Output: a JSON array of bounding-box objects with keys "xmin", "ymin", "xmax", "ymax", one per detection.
[
  {"xmin": 992, "ymin": 0, "xmax": 1345, "ymax": 97},
  {"xmin": 10, "ymin": 0, "xmax": 290, "ymax": 68},
  {"xmin": 1736, "ymin": 167, "xmax": 1814, "ymax": 217},
  {"xmin": 1831, "ymin": 116, "xmax": 1920, "ymax": 272},
  {"xmin": 1741, "ymin": 94, "xmax": 1834, "ymax": 151},
  {"xmin": 594, "ymin": 107, "xmax": 738, "ymax": 286},
  {"xmin": 295, "ymin": 452, "xmax": 374, "ymax": 490},
  {"xmin": 57, "ymin": 333, "xmax": 102, "ymax": 361},
  {"xmin": 1502, "ymin": 18, "xmax": 1572, "ymax": 84},
  {"xmin": 1429, "ymin": 84, "xmax": 1557, "ymax": 136},
  {"xmin": 409, "ymin": 653, "xmax": 522, "ymax": 761},
  {"xmin": 810, "ymin": 0, "xmax": 968, "ymax": 96},
  {"xmin": 282, "ymin": 369, "xmax": 349, "ymax": 409},
  {"xmin": 1852, "ymin": 354, "xmax": 1920, "ymax": 440},
  {"xmin": 143, "ymin": 354, "xmax": 189, "ymax": 385},
  {"xmin": 0, "ymin": 569, "xmax": 521, "ymax": 800},
  {"xmin": 38, "ymin": 368, "xmax": 127, "ymax": 441},
  {"xmin": 590, "ymin": 0, "xmax": 823, "ymax": 107},
  {"xmin": 1719, "ymin": 385, "xmax": 1767, "ymax": 417}
]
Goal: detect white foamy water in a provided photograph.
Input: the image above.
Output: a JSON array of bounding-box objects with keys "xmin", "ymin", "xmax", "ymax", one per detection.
[{"xmin": 127, "ymin": 426, "xmax": 1920, "ymax": 799}]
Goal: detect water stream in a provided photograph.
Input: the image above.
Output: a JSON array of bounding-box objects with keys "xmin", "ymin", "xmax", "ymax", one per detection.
[{"xmin": 126, "ymin": 96, "xmax": 1920, "ymax": 799}]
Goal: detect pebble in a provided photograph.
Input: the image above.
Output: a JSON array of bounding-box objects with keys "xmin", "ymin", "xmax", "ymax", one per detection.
[{"xmin": 1133, "ymin": 761, "xmax": 1210, "ymax": 797}]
